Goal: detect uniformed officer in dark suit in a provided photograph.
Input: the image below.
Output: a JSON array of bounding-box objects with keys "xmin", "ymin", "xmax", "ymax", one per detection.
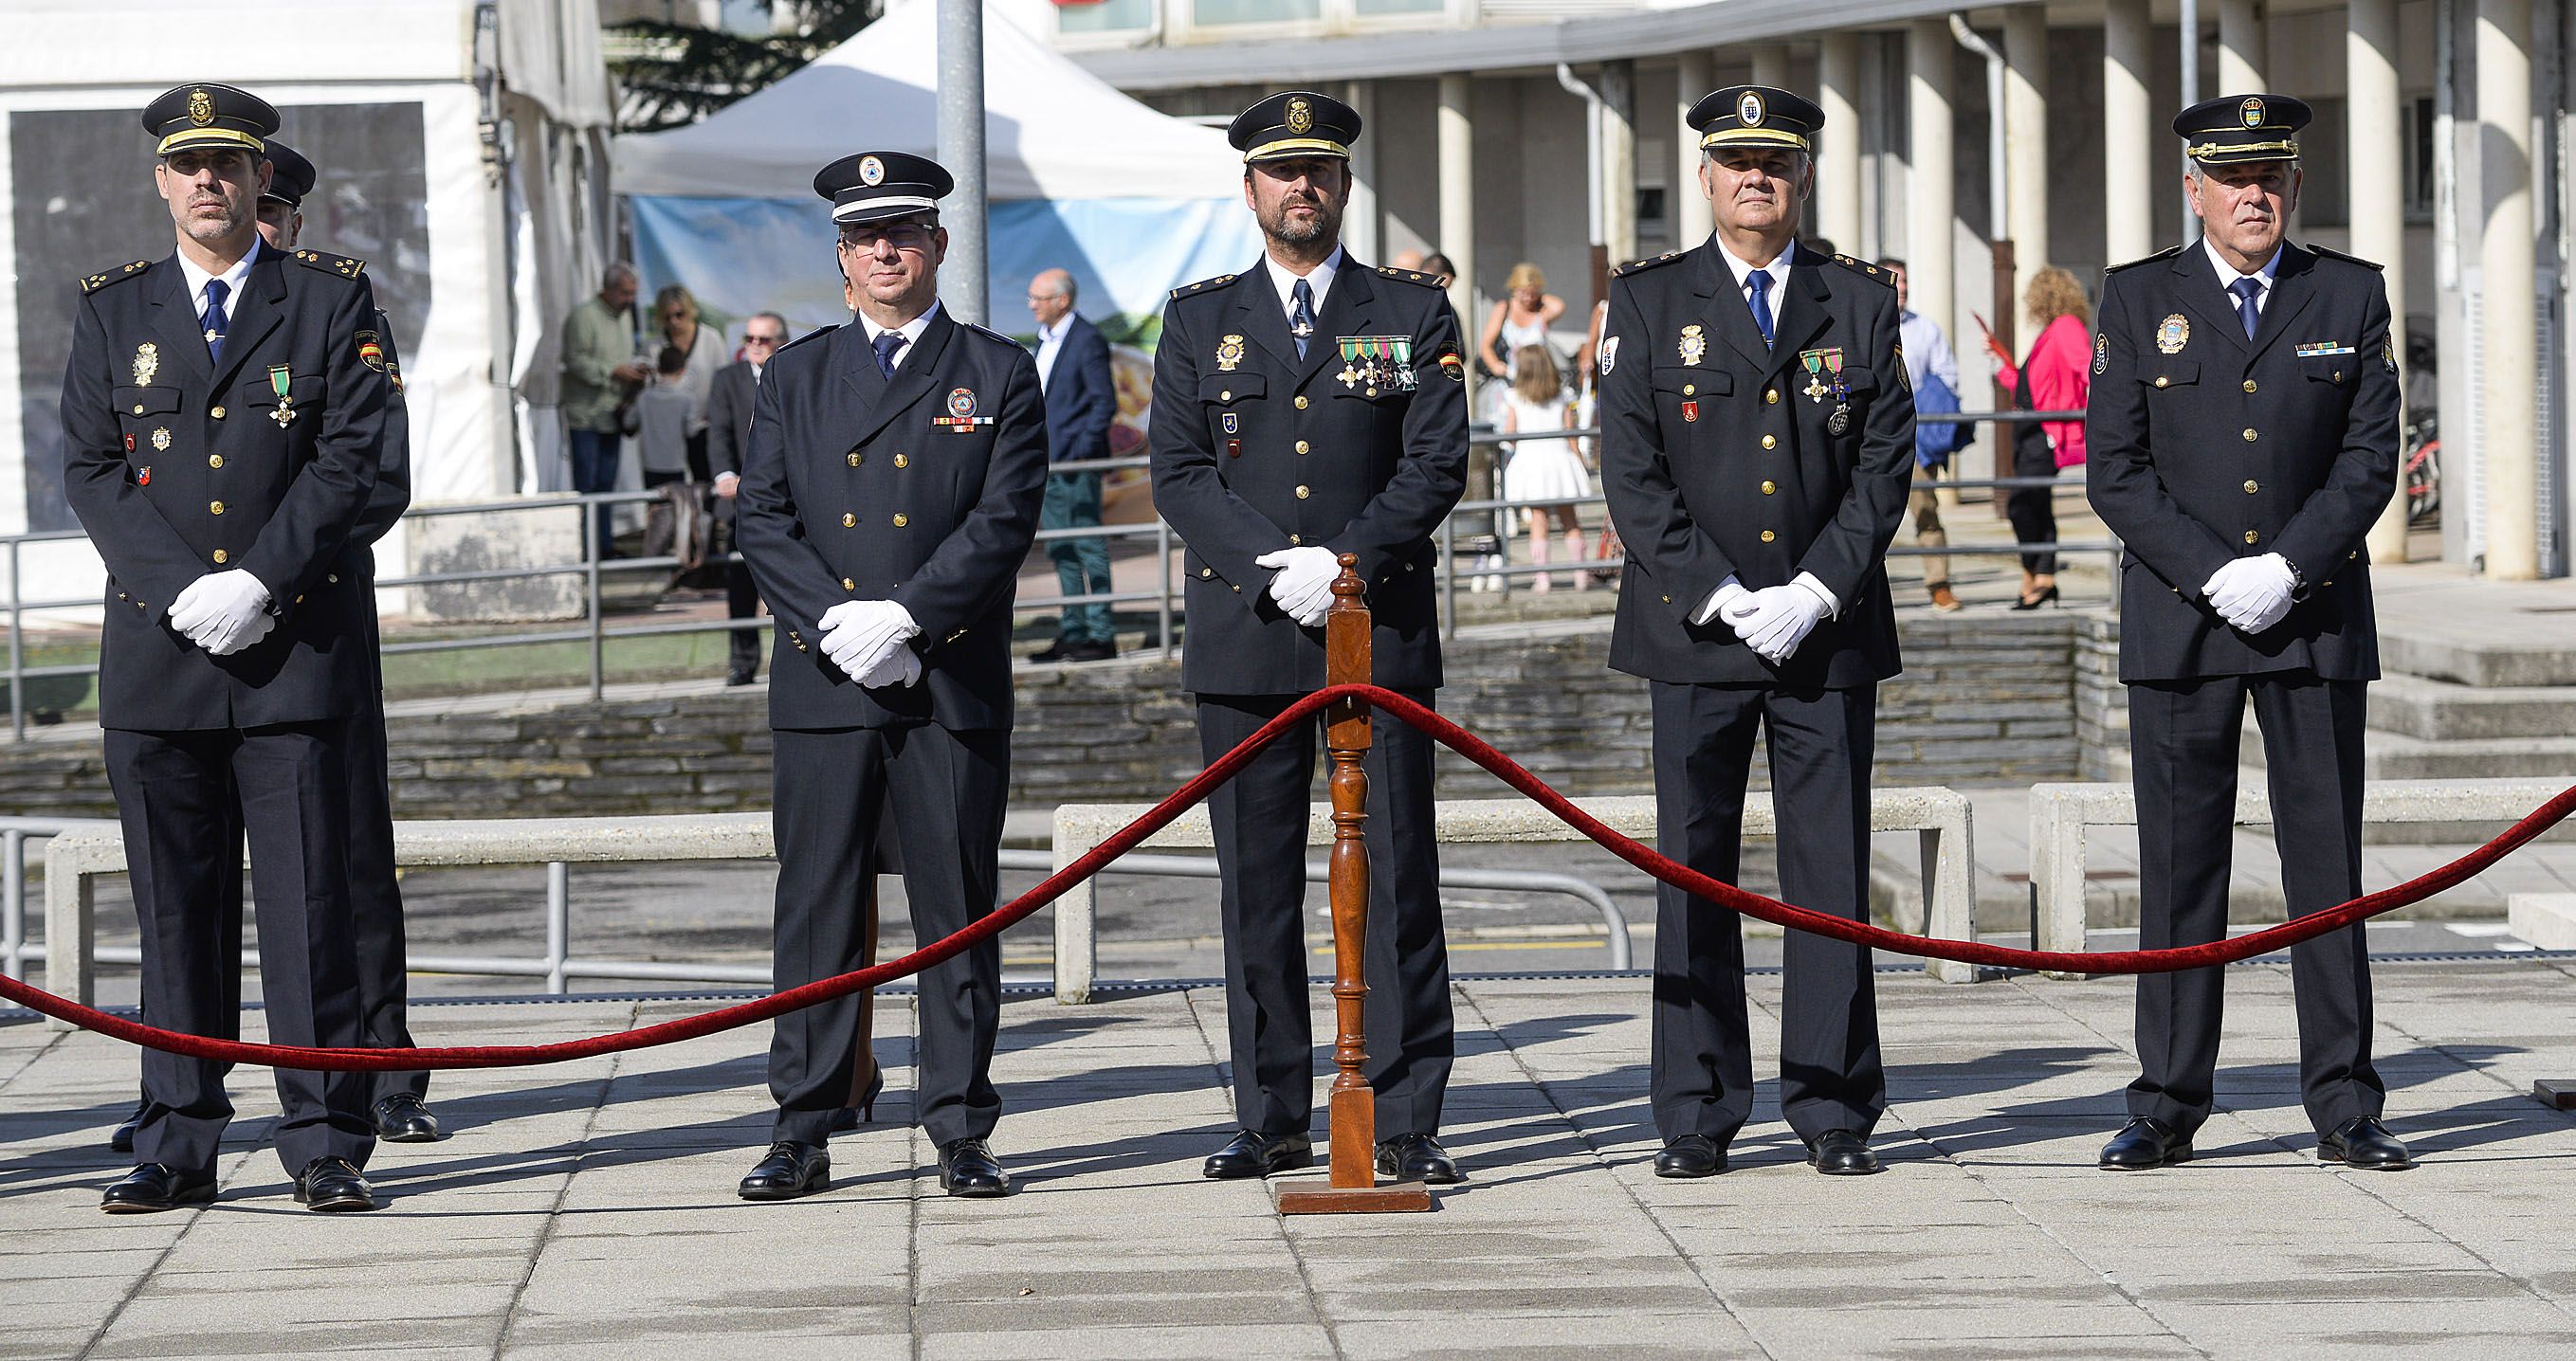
[
  {"xmin": 2087, "ymin": 95, "xmax": 2408, "ymax": 1173},
  {"xmin": 732, "ymin": 152, "xmax": 1046, "ymax": 1201},
  {"xmin": 1149, "ymin": 91, "xmax": 1471, "ymax": 1186},
  {"xmin": 102, "ymin": 136, "xmax": 440, "ymax": 1158},
  {"xmin": 1597, "ymin": 86, "xmax": 1913, "ymax": 1180},
  {"xmin": 63, "ymin": 84, "xmax": 393, "ymax": 1213}
]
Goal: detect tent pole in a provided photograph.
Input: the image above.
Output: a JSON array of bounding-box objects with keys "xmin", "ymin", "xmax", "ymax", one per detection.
[{"xmin": 937, "ymin": 0, "xmax": 989, "ymax": 325}]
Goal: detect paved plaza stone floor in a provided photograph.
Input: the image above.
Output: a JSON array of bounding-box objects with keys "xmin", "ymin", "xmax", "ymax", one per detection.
[{"xmin": 5, "ymin": 959, "xmax": 2575, "ymax": 1359}]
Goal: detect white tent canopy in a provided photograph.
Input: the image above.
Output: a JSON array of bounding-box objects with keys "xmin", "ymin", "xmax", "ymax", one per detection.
[{"xmin": 613, "ymin": 0, "xmax": 1242, "ymax": 202}]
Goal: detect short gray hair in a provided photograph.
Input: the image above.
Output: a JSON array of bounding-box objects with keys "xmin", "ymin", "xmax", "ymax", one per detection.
[{"xmin": 603, "ymin": 262, "xmax": 638, "ymax": 288}]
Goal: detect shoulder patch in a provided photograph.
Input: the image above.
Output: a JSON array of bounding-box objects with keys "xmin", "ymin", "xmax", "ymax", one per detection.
[
  {"xmin": 2105, "ymin": 244, "xmax": 2188, "ymax": 274},
  {"xmin": 1169, "ymin": 273, "xmax": 1238, "ymax": 301},
  {"xmin": 79, "ymin": 260, "xmax": 155, "ymax": 295},
  {"xmin": 1373, "ymin": 264, "xmax": 1442, "ymax": 289},
  {"xmin": 290, "ymin": 248, "xmax": 366, "ymax": 281},
  {"xmin": 1611, "ymin": 250, "xmax": 1685, "ymax": 279},
  {"xmin": 1825, "ymin": 253, "xmax": 1895, "ymax": 288},
  {"xmin": 2303, "ymin": 243, "xmax": 2386, "ymax": 272}
]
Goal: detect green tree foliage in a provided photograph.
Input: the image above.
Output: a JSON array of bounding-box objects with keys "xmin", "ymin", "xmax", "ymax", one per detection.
[{"xmin": 608, "ymin": 0, "xmax": 886, "ymax": 133}]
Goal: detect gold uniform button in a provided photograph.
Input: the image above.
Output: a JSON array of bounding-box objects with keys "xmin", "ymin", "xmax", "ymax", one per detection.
[
  {"xmin": 1765, "ymin": 388, "xmax": 1779, "ymax": 404},
  {"xmin": 1761, "ymin": 481, "xmax": 1778, "ymax": 495},
  {"xmin": 208, "ymin": 454, "xmax": 223, "ymax": 469},
  {"xmin": 211, "ymin": 550, "xmax": 228, "ymax": 564},
  {"xmin": 2242, "ymin": 428, "xmax": 2257, "ymax": 443},
  {"xmin": 209, "ymin": 500, "xmax": 224, "ymax": 515},
  {"xmin": 327, "ymin": 573, "xmax": 338, "ymax": 584},
  {"xmin": 132, "ymin": 405, "xmax": 145, "ymax": 416},
  {"xmin": 1199, "ymin": 567, "xmax": 1213, "ymax": 578},
  {"xmin": 1294, "ymin": 485, "xmax": 1310, "ymax": 499},
  {"xmin": 1294, "ymin": 440, "xmax": 1309, "ymax": 454},
  {"xmin": 2242, "ymin": 379, "xmax": 2258, "ymax": 393},
  {"xmin": 1760, "ymin": 529, "xmax": 1777, "ymax": 543},
  {"xmin": 2243, "ymin": 480, "xmax": 2259, "ymax": 494},
  {"xmin": 1660, "ymin": 594, "xmax": 1672, "ymax": 604},
  {"xmin": 1295, "ymin": 395, "xmax": 1309, "ymax": 409},
  {"xmin": 211, "ymin": 406, "xmax": 225, "ymax": 419},
  {"xmin": 842, "ymin": 577, "xmax": 855, "ymax": 590},
  {"xmin": 893, "ymin": 454, "xmax": 908, "ymax": 468},
  {"xmin": 1683, "ymin": 383, "xmax": 1696, "ymax": 396},
  {"xmin": 2244, "ymin": 530, "xmax": 2260, "ymax": 545},
  {"xmin": 2154, "ymin": 376, "xmax": 2169, "ymax": 389},
  {"xmin": 1761, "ymin": 434, "xmax": 1777, "ymax": 449},
  {"xmin": 848, "ymin": 452, "xmax": 862, "ymax": 466},
  {"xmin": 1219, "ymin": 390, "xmax": 1233, "ymax": 402},
  {"xmin": 892, "ymin": 513, "xmax": 908, "ymax": 527},
  {"xmin": 1288, "ymin": 534, "xmax": 1302, "ymax": 544},
  {"xmin": 841, "ymin": 512, "xmax": 856, "ymax": 527}
]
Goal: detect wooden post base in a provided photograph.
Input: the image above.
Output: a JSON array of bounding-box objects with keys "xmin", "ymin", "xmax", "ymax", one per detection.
[
  {"xmin": 2536, "ymin": 1079, "xmax": 2576, "ymax": 1111},
  {"xmin": 1275, "ymin": 1176, "xmax": 1434, "ymax": 1214}
]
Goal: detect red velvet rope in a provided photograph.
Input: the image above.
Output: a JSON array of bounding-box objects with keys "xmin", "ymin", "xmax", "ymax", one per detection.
[{"xmin": 4, "ymin": 682, "xmax": 2568, "ymax": 1073}]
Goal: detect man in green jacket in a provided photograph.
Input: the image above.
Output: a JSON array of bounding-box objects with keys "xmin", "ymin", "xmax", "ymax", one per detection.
[{"xmin": 560, "ymin": 263, "xmax": 645, "ymax": 554}]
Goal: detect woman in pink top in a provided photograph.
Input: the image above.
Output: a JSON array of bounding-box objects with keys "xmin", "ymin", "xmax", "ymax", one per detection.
[{"xmin": 1986, "ymin": 266, "xmax": 2093, "ymax": 608}]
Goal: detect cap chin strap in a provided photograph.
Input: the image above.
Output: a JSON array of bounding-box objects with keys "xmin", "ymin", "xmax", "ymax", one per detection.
[
  {"xmin": 831, "ymin": 194, "xmax": 937, "ymax": 223},
  {"xmin": 1700, "ymin": 129, "xmax": 1810, "ymax": 151},
  {"xmin": 158, "ymin": 128, "xmax": 265, "ymax": 155},
  {"xmin": 1244, "ymin": 137, "xmax": 1351, "ymax": 163},
  {"xmin": 2187, "ymin": 138, "xmax": 2299, "ymax": 160}
]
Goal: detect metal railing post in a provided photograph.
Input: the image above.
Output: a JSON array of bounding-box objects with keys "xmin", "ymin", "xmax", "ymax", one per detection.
[
  {"xmin": 1, "ymin": 829, "xmax": 21, "ymax": 980},
  {"xmin": 545, "ymin": 861, "xmax": 570, "ymax": 995},
  {"xmin": 583, "ymin": 500, "xmax": 604, "ymax": 702}
]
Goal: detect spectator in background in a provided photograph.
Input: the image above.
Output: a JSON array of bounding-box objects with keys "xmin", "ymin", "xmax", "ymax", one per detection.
[
  {"xmin": 1477, "ymin": 262, "xmax": 1566, "ymax": 386},
  {"xmin": 632, "ymin": 344, "xmax": 699, "ymax": 490},
  {"xmin": 1388, "ymin": 247, "xmax": 1427, "ymax": 272},
  {"xmin": 1420, "ymin": 251, "xmax": 1457, "ymax": 286},
  {"xmin": 707, "ymin": 311, "xmax": 788, "ymax": 686},
  {"xmin": 560, "ymin": 263, "xmax": 647, "ymax": 555},
  {"xmin": 1027, "ymin": 268, "xmax": 1119, "ymax": 663},
  {"xmin": 1986, "ymin": 265, "xmax": 2093, "ymax": 608},
  {"xmin": 1881, "ymin": 258, "xmax": 1965, "ymax": 612},
  {"xmin": 649, "ymin": 284, "xmax": 725, "ymax": 481},
  {"xmin": 1498, "ymin": 345, "xmax": 1591, "ymax": 591}
]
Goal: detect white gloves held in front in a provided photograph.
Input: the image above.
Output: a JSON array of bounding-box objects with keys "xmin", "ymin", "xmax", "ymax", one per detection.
[
  {"xmin": 1253, "ymin": 545, "xmax": 1340, "ymax": 626},
  {"xmin": 166, "ymin": 570, "xmax": 275, "ymax": 656},
  {"xmin": 2201, "ymin": 553, "xmax": 2297, "ymax": 634},
  {"xmin": 818, "ymin": 599, "xmax": 923, "ymax": 688},
  {"xmin": 1696, "ymin": 573, "xmax": 1836, "ymax": 663}
]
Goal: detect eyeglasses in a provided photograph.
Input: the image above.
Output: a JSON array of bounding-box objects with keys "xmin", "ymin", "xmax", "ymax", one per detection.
[
  {"xmin": 839, "ymin": 223, "xmax": 936, "ymax": 252},
  {"xmin": 742, "ymin": 334, "xmax": 782, "ymax": 347}
]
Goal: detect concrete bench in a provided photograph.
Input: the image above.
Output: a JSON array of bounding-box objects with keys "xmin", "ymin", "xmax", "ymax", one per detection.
[
  {"xmin": 1050, "ymin": 788, "xmax": 1978, "ymax": 1002},
  {"xmin": 2028, "ymin": 778, "xmax": 2572, "ymax": 976}
]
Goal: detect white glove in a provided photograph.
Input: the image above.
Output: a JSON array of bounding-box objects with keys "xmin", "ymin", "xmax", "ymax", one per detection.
[
  {"xmin": 166, "ymin": 570, "xmax": 274, "ymax": 655},
  {"xmin": 1253, "ymin": 545, "xmax": 1340, "ymax": 626},
  {"xmin": 1690, "ymin": 575, "xmax": 1749, "ymax": 626},
  {"xmin": 2201, "ymin": 553, "xmax": 2296, "ymax": 634},
  {"xmin": 858, "ymin": 644, "xmax": 923, "ymax": 689},
  {"xmin": 819, "ymin": 599, "xmax": 919, "ymax": 681},
  {"xmin": 1723, "ymin": 577, "xmax": 1836, "ymax": 663}
]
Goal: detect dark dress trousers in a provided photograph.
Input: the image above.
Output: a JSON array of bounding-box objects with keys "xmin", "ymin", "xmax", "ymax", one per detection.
[
  {"xmin": 1596, "ymin": 241, "xmax": 1913, "ymax": 1147},
  {"xmin": 1148, "ymin": 259, "xmax": 1468, "ymax": 1139},
  {"xmin": 735, "ymin": 307, "xmax": 1046, "ymax": 1148},
  {"xmin": 61, "ymin": 243, "xmax": 392, "ymax": 1175},
  {"xmin": 705, "ymin": 357, "xmax": 763, "ymax": 676},
  {"xmin": 2086, "ymin": 240, "xmax": 2400, "ymax": 1137}
]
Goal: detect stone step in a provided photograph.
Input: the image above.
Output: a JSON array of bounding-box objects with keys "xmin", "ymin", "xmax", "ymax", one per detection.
[
  {"xmin": 2366, "ymin": 672, "xmax": 2576, "ymax": 741},
  {"xmin": 2361, "ymin": 733, "xmax": 2576, "ymax": 782},
  {"xmin": 2378, "ymin": 626, "xmax": 2576, "ymax": 688}
]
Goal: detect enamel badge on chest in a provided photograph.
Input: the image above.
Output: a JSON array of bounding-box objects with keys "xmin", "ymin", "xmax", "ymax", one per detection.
[
  {"xmin": 1215, "ymin": 335, "xmax": 1245, "ymax": 372},
  {"xmin": 1678, "ymin": 324, "xmax": 1708, "ymax": 367},
  {"xmin": 132, "ymin": 343, "xmax": 159, "ymax": 388},
  {"xmin": 267, "ymin": 365, "xmax": 297, "ymax": 427},
  {"xmin": 2156, "ymin": 314, "xmax": 2190, "ymax": 354}
]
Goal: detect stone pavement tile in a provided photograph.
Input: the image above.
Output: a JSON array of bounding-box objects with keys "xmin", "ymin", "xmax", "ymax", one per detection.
[
  {"xmin": 919, "ymin": 1322, "xmax": 1338, "ymax": 1361},
  {"xmin": 90, "ymin": 1296, "xmax": 504, "ymax": 1358},
  {"xmin": 2152, "ymin": 1299, "xmax": 2576, "ymax": 1361},
  {"xmin": 501, "ymin": 1316, "xmax": 912, "ymax": 1357},
  {"xmin": 1735, "ymin": 1304, "xmax": 2199, "ymax": 1361},
  {"xmin": 1336, "ymin": 1313, "xmax": 1759, "ymax": 1360}
]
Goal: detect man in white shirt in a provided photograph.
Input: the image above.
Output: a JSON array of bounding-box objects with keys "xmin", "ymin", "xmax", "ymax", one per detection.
[{"xmin": 1026, "ymin": 269, "xmax": 1119, "ymax": 662}]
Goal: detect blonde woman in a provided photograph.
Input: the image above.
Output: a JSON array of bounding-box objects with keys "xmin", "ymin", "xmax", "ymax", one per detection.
[
  {"xmin": 1498, "ymin": 345, "xmax": 1591, "ymax": 591},
  {"xmin": 1477, "ymin": 262, "xmax": 1566, "ymax": 380},
  {"xmin": 1983, "ymin": 265, "xmax": 2093, "ymax": 608}
]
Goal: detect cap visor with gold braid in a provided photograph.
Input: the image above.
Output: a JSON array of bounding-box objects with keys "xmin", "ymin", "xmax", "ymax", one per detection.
[
  {"xmin": 143, "ymin": 82, "xmax": 279, "ymax": 157},
  {"xmin": 1688, "ymin": 84, "xmax": 1824, "ymax": 154},
  {"xmin": 1229, "ymin": 90, "xmax": 1361, "ymax": 165},
  {"xmin": 2173, "ymin": 92, "xmax": 2311, "ymax": 166}
]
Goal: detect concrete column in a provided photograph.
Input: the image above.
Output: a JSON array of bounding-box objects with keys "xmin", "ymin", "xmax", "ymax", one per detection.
[
  {"xmin": 1818, "ymin": 32, "xmax": 1864, "ymax": 256},
  {"xmin": 2218, "ymin": 0, "xmax": 2265, "ymax": 95},
  {"xmin": 2351, "ymin": 0, "xmax": 2412, "ymax": 564},
  {"xmin": 1344, "ymin": 82, "xmax": 1381, "ymax": 264},
  {"xmin": 1602, "ymin": 60, "xmax": 1639, "ymax": 266},
  {"xmin": 1907, "ymin": 19, "xmax": 1957, "ymax": 348},
  {"xmin": 1675, "ymin": 51, "xmax": 1714, "ymax": 247},
  {"xmin": 1438, "ymin": 73, "xmax": 1476, "ymax": 325},
  {"xmin": 1751, "ymin": 45, "xmax": 1790, "ymax": 88},
  {"xmin": 2478, "ymin": 0, "xmax": 2538, "ymax": 578},
  {"xmin": 2102, "ymin": 0, "xmax": 2155, "ymax": 265},
  {"xmin": 2002, "ymin": 6, "xmax": 2050, "ymax": 299}
]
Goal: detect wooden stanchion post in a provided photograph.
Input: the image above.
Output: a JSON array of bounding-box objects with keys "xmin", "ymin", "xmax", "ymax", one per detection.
[{"xmin": 1276, "ymin": 556, "xmax": 1434, "ymax": 1214}]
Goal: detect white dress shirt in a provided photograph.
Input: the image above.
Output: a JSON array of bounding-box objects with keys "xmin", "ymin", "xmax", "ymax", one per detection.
[
  {"xmin": 1034, "ymin": 314, "xmax": 1071, "ymax": 392},
  {"xmin": 1715, "ymin": 240, "xmax": 1795, "ymax": 336},
  {"xmin": 175, "ymin": 241, "xmax": 261, "ymax": 326},
  {"xmin": 1262, "ymin": 246, "xmax": 1344, "ymax": 329},
  {"xmin": 855, "ymin": 299, "xmax": 943, "ymax": 372},
  {"xmin": 2202, "ymin": 237, "xmax": 2285, "ymax": 317}
]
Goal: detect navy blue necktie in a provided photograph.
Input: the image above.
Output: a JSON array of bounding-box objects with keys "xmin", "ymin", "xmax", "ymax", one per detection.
[
  {"xmin": 1290, "ymin": 278, "xmax": 1316, "ymax": 360},
  {"xmin": 201, "ymin": 279, "xmax": 230, "ymax": 366},
  {"xmin": 2230, "ymin": 277, "xmax": 2261, "ymax": 339},
  {"xmin": 871, "ymin": 329, "xmax": 905, "ymax": 378},
  {"xmin": 1746, "ymin": 268, "xmax": 1775, "ymax": 348}
]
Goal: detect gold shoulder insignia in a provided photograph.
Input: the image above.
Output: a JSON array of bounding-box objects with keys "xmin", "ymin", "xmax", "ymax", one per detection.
[
  {"xmin": 79, "ymin": 260, "xmax": 155, "ymax": 295},
  {"xmin": 290, "ymin": 248, "xmax": 367, "ymax": 280},
  {"xmin": 1374, "ymin": 264, "xmax": 1441, "ymax": 288},
  {"xmin": 1612, "ymin": 250, "xmax": 1686, "ymax": 279},
  {"xmin": 1823, "ymin": 253, "xmax": 1894, "ymax": 287},
  {"xmin": 1170, "ymin": 272, "xmax": 1238, "ymax": 301},
  {"xmin": 2105, "ymin": 244, "xmax": 2187, "ymax": 274}
]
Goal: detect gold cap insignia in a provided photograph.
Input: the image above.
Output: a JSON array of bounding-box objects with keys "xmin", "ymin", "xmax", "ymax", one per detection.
[
  {"xmin": 1739, "ymin": 91, "xmax": 1765, "ymax": 127},
  {"xmin": 2240, "ymin": 97, "xmax": 2264, "ymax": 128},
  {"xmin": 1287, "ymin": 98, "xmax": 1313, "ymax": 135},
  {"xmin": 187, "ymin": 89, "xmax": 213, "ymax": 127}
]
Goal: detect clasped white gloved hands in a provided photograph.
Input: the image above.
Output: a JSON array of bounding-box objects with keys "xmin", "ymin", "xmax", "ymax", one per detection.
[
  {"xmin": 166, "ymin": 570, "xmax": 276, "ymax": 656},
  {"xmin": 819, "ymin": 599, "xmax": 923, "ymax": 687},
  {"xmin": 1696, "ymin": 573, "xmax": 1836, "ymax": 663},
  {"xmin": 1253, "ymin": 544, "xmax": 1340, "ymax": 626},
  {"xmin": 2201, "ymin": 553, "xmax": 2297, "ymax": 634}
]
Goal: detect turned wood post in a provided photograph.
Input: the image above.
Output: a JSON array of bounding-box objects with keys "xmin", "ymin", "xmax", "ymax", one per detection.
[{"xmin": 1276, "ymin": 555, "xmax": 1433, "ymax": 1213}]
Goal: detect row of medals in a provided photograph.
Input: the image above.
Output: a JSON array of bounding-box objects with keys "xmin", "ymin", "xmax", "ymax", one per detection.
[
  {"xmin": 131, "ymin": 342, "xmax": 299, "ymax": 430},
  {"xmin": 1678, "ymin": 323, "xmax": 1854, "ymax": 435}
]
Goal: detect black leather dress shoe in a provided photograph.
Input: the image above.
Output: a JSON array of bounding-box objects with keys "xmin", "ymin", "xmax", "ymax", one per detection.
[
  {"xmin": 739, "ymin": 1141, "xmax": 831, "ymax": 1201},
  {"xmin": 1064, "ymin": 639, "xmax": 1117, "ymax": 662},
  {"xmin": 1030, "ymin": 639, "xmax": 1076, "ymax": 663},
  {"xmin": 373, "ymin": 1093, "xmax": 444, "ymax": 1143},
  {"xmin": 1202, "ymin": 1129, "xmax": 1314, "ymax": 1180},
  {"xmin": 2319, "ymin": 1116, "xmax": 2413, "ymax": 1170},
  {"xmin": 1375, "ymin": 1132, "xmax": 1463, "ymax": 1185},
  {"xmin": 100, "ymin": 1163, "xmax": 216, "ymax": 1214},
  {"xmin": 294, "ymin": 1158, "xmax": 377, "ymax": 1213},
  {"xmin": 1805, "ymin": 1129, "xmax": 1881, "ymax": 1175},
  {"xmin": 1653, "ymin": 1134, "xmax": 1726, "ymax": 1179},
  {"xmin": 108, "ymin": 1101, "xmax": 144, "ymax": 1153},
  {"xmin": 2098, "ymin": 1116, "xmax": 2192, "ymax": 1170},
  {"xmin": 938, "ymin": 1138, "xmax": 1012, "ymax": 1198},
  {"xmin": 724, "ymin": 665, "xmax": 758, "ymax": 687}
]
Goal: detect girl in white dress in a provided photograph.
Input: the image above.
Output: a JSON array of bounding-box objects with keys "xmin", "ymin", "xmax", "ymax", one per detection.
[{"xmin": 1498, "ymin": 344, "xmax": 1591, "ymax": 591}]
